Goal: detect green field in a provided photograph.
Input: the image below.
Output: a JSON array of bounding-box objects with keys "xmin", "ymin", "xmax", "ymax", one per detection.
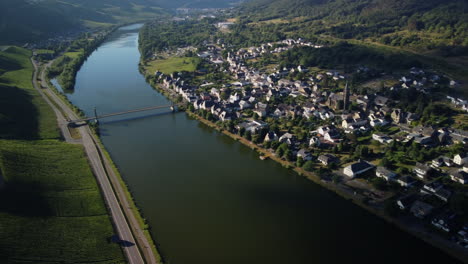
[
  {"xmin": 35, "ymin": 49, "xmax": 54, "ymax": 55},
  {"xmin": 146, "ymin": 56, "xmax": 201, "ymax": 75},
  {"xmin": 0, "ymin": 47, "xmax": 59, "ymax": 139},
  {"xmin": 0, "ymin": 140, "xmax": 125, "ymax": 264},
  {"xmin": 64, "ymin": 51, "xmax": 83, "ymax": 59}
]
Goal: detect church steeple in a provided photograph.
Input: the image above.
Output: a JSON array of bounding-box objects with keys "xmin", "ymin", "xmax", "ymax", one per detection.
[{"xmin": 343, "ymin": 81, "xmax": 350, "ymax": 111}]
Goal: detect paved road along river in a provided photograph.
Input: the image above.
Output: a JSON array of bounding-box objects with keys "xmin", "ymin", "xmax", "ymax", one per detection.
[{"xmin": 56, "ymin": 24, "xmax": 460, "ymax": 264}]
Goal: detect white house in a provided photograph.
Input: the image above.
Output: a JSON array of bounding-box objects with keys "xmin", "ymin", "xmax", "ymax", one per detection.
[
  {"xmin": 397, "ymin": 176, "xmax": 416, "ymax": 187},
  {"xmin": 372, "ymin": 134, "xmax": 393, "ymax": 144},
  {"xmin": 454, "ymin": 153, "xmax": 468, "ymax": 166},
  {"xmin": 376, "ymin": 167, "xmax": 397, "ymax": 181},
  {"xmin": 343, "ymin": 161, "xmax": 374, "ymax": 178},
  {"xmin": 450, "ymin": 170, "xmax": 468, "ymax": 184}
]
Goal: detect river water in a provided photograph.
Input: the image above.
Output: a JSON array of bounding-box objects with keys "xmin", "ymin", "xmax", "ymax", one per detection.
[{"xmin": 58, "ymin": 24, "xmax": 459, "ymax": 264}]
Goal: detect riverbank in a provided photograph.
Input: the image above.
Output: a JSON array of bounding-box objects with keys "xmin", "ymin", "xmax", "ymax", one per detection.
[
  {"xmin": 144, "ymin": 71, "xmax": 468, "ymax": 263},
  {"xmin": 46, "ymin": 26, "xmax": 118, "ymax": 91}
]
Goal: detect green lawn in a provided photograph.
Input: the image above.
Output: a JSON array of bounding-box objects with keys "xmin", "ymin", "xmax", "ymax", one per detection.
[
  {"xmin": 64, "ymin": 51, "xmax": 83, "ymax": 59},
  {"xmin": 35, "ymin": 49, "xmax": 54, "ymax": 54},
  {"xmin": 0, "ymin": 140, "xmax": 125, "ymax": 263},
  {"xmin": 146, "ymin": 56, "xmax": 201, "ymax": 75},
  {"xmin": 0, "ymin": 47, "xmax": 59, "ymax": 139}
]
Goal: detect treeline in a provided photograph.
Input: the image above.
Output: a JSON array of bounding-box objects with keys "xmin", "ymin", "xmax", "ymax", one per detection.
[
  {"xmin": 48, "ymin": 31, "xmax": 114, "ymax": 90},
  {"xmin": 139, "ymin": 19, "xmax": 217, "ymax": 59}
]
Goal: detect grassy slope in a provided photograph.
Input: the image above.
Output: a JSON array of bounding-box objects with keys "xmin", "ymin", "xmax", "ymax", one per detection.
[
  {"xmin": 146, "ymin": 57, "xmax": 201, "ymax": 74},
  {"xmin": 0, "ymin": 47, "xmax": 125, "ymax": 263},
  {"xmin": 0, "ymin": 47, "xmax": 59, "ymax": 139}
]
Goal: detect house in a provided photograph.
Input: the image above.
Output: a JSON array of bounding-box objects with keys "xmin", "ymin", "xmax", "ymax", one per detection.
[
  {"xmin": 431, "ymin": 156, "xmax": 453, "ymax": 168},
  {"xmin": 236, "ymin": 120, "xmax": 268, "ymax": 134},
  {"xmin": 421, "ymin": 180, "xmax": 443, "ymax": 194},
  {"xmin": 435, "ymin": 188, "xmax": 452, "ymax": 202},
  {"xmin": 324, "ymin": 131, "xmax": 342, "ymax": 143},
  {"xmin": 318, "ymin": 154, "xmax": 337, "ymax": 166},
  {"xmin": 343, "ymin": 160, "xmax": 374, "ymax": 178},
  {"xmin": 410, "ymin": 200, "xmax": 434, "ymax": 218},
  {"xmin": 264, "ymin": 132, "xmax": 278, "ymax": 142},
  {"xmin": 239, "ymin": 100, "xmax": 252, "ymax": 110},
  {"xmin": 391, "ymin": 109, "xmax": 405, "ymax": 124},
  {"xmin": 254, "ymin": 102, "xmax": 268, "ymax": 117},
  {"xmin": 297, "ymin": 149, "xmax": 313, "ymax": 161},
  {"xmin": 450, "ymin": 170, "xmax": 468, "ymax": 184},
  {"xmin": 309, "ymin": 136, "xmax": 321, "ymax": 147},
  {"xmin": 219, "ymin": 111, "xmax": 236, "ymax": 122},
  {"xmin": 317, "ymin": 125, "xmax": 337, "ymax": 136},
  {"xmin": 373, "ymin": 95, "xmax": 389, "ymax": 107},
  {"xmin": 421, "ymin": 181, "xmax": 451, "ymax": 202},
  {"xmin": 431, "ymin": 212, "xmax": 456, "ymax": 232},
  {"xmin": 342, "ymin": 118, "xmax": 367, "ymax": 130},
  {"xmin": 397, "ymin": 194, "xmax": 417, "ymax": 210},
  {"xmin": 279, "ymin": 133, "xmax": 295, "ymax": 145},
  {"xmin": 372, "ymin": 134, "xmax": 393, "ymax": 144},
  {"xmin": 397, "ymin": 175, "xmax": 416, "ymax": 187},
  {"xmin": 376, "ymin": 167, "xmax": 397, "ymax": 181},
  {"xmin": 414, "ymin": 163, "xmax": 432, "ymax": 180},
  {"xmin": 454, "ymin": 153, "xmax": 468, "ymax": 166}
]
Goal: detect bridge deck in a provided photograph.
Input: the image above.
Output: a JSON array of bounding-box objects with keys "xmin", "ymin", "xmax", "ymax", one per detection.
[{"xmin": 70, "ymin": 104, "xmax": 173, "ymax": 122}]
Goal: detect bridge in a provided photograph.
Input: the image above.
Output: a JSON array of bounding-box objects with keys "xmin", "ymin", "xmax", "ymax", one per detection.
[{"xmin": 69, "ymin": 104, "xmax": 175, "ymax": 124}]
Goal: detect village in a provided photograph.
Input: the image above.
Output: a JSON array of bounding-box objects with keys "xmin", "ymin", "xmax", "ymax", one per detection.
[{"xmin": 148, "ymin": 35, "xmax": 468, "ymax": 251}]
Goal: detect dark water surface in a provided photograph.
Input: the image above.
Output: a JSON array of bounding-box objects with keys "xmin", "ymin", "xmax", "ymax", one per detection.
[{"xmin": 60, "ymin": 24, "xmax": 460, "ymax": 264}]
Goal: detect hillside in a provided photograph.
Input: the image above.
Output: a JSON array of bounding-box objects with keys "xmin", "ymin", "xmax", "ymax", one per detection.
[
  {"xmin": 238, "ymin": 0, "xmax": 468, "ymax": 52},
  {"xmin": 0, "ymin": 0, "xmax": 237, "ymax": 44}
]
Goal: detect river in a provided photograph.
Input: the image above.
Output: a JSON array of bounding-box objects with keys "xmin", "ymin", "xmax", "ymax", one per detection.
[{"xmin": 56, "ymin": 24, "xmax": 459, "ymax": 264}]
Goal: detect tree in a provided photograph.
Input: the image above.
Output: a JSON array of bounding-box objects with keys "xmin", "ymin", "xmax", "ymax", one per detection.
[
  {"xmin": 245, "ymin": 131, "xmax": 252, "ymax": 141},
  {"xmin": 276, "ymin": 146, "xmax": 285, "ymax": 157},
  {"xmin": 296, "ymin": 157, "xmax": 304, "ymax": 167},
  {"xmin": 302, "ymin": 161, "xmax": 314, "ymax": 172},
  {"xmin": 239, "ymin": 127, "xmax": 246, "ymax": 137},
  {"xmin": 332, "ymin": 174, "xmax": 342, "ymax": 184},
  {"xmin": 284, "ymin": 149, "xmax": 294, "ymax": 161},
  {"xmin": 371, "ymin": 177, "xmax": 387, "ymax": 191},
  {"xmin": 380, "ymin": 157, "xmax": 392, "ymax": 168},
  {"xmin": 206, "ymin": 112, "xmax": 214, "ymax": 121},
  {"xmin": 361, "ymin": 146, "xmax": 369, "ymax": 157}
]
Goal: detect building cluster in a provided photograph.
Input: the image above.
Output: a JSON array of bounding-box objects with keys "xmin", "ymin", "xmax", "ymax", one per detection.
[{"xmin": 152, "ymin": 37, "xmax": 468, "ymax": 249}]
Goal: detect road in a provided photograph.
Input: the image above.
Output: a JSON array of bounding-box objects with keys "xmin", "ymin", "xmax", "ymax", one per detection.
[{"xmin": 32, "ymin": 59, "xmax": 159, "ymax": 264}]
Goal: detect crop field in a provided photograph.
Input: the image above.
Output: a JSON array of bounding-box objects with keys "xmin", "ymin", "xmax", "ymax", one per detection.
[{"xmin": 0, "ymin": 140, "xmax": 125, "ymax": 264}]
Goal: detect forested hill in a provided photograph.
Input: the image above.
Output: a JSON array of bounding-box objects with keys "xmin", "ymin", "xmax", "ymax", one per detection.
[
  {"xmin": 238, "ymin": 0, "xmax": 468, "ymax": 50},
  {"xmin": 0, "ymin": 0, "xmax": 237, "ymax": 44}
]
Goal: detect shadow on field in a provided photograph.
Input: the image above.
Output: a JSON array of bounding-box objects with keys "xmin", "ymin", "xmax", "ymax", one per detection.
[
  {"xmin": 0, "ymin": 54, "xmax": 22, "ymax": 73},
  {"xmin": 0, "ymin": 85, "xmax": 40, "ymax": 139},
  {"xmin": 0, "ymin": 182, "xmax": 52, "ymax": 217}
]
